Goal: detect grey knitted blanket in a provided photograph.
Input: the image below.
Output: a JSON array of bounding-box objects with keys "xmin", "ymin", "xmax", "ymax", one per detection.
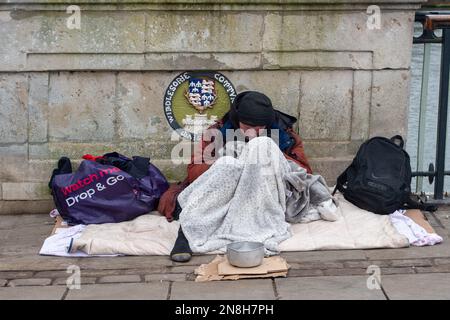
[{"xmin": 178, "ymin": 136, "xmax": 337, "ymax": 254}]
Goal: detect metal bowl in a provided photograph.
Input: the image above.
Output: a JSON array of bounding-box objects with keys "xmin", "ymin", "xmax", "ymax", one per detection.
[{"xmin": 226, "ymin": 241, "xmax": 265, "ymax": 268}]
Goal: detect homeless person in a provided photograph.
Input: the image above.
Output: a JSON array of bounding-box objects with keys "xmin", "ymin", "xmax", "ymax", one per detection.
[{"xmin": 158, "ymin": 91, "xmax": 338, "ymax": 262}]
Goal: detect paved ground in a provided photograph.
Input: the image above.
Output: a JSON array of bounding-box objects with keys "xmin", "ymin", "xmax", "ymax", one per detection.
[{"xmin": 1, "ymin": 207, "xmax": 450, "ymax": 300}]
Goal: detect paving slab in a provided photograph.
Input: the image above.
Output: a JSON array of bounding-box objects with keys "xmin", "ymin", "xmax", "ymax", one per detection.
[
  {"xmin": 433, "ymin": 211, "xmax": 450, "ymax": 232},
  {"xmin": 0, "ymin": 255, "xmax": 80, "ymax": 271},
  {"xmin": 170, "ymin": 280, "xmax": 275, "ymax": 300},
  {"xmin": 98, "ymin": 275, "xmax": 141, "ymax": 284},
  {"xmin": 280, "ymin": 250, "xmax": 366, "ymax": 263},
  {"xmin": 65, "ymin": 282, "xmax": 169, "ymax": 300},
  {"xmin": 0, "ymin": 286, "xmax": 66, "ymax": 300},
  {"xmin": 145, "ymin": 273, "xmax": 187, "ymax": 282},
  {"xmin": 8, "ymin": 278, "xmax": 52, "ymax": 287},
  {"xmin": 381, "ymin": 273, "xmax": 450, "ymax": 300},
  {"xmin": 0, "ymin": 214, "xmax": 53, "ymax": 230},
  {"xmin": 275, "ymin": 276, "xmax": 386, "ymax": 300},
  {"xmin": 364, "ymin": 240, "xmax": 450, "ymax": 260},
  {"xmin": 75, "ymin": 256, "xmax": 172, "ymax": 270}
]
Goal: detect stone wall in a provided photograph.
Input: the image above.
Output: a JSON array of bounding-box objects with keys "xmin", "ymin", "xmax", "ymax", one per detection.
[{"xmin": 0, "ymin": 0, "xmax": 424, "ymax": 214}]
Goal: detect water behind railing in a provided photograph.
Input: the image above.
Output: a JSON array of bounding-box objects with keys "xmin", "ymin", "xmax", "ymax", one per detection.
[{"xmin": 406, "ymin": 32, "xmax": 450, "ymax": 194}]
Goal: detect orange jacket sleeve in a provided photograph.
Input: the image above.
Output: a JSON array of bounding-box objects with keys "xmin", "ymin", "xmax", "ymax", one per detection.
[
  {"xmin": 187, "ymin": 163, "xmax": 211, "ymax": 184},
  {"xmin": 284, "ymin": 128, "xmax": 313, "ymax": 174},
  {"xmin": 187, "ymin": 132, "xmax": 215, "ymax": 183}
]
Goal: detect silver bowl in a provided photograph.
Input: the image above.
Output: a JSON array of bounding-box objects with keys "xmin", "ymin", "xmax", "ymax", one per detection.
[{"xmin": 226, "ymin": 241, "xmax": 265, "ymax": 268}]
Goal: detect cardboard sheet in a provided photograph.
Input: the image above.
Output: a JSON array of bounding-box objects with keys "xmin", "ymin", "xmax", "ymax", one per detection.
[
  {"xmin": 195, "ymin": 255, "xmax": 289, "ymax": 282},
  {"xmin": 405, "ymin": 209, "xmax": 436, "ymax": 234},
  {"xmin": 218, "ymin": 256, "xmax": 289, "ymax": 276}
]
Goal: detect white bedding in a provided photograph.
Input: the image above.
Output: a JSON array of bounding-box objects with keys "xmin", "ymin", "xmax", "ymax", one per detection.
[{"xmin": 67, "ymin": 194, "xmax": 409, "ymax": 256}]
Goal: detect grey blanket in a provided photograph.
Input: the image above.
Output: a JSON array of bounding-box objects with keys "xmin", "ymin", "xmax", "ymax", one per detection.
[
  {"xmin": 284, "ymin": 161, "xmax": 337, "ymax": 223},
  {"xmin": 178, "ymin": 136, "xmax": 337, "ymax": 254}
]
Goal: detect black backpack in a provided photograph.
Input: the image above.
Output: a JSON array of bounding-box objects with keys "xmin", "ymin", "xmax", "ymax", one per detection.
[{"xmin": 333, "ymin": 135, "xmax": 436, "ymax": 215}]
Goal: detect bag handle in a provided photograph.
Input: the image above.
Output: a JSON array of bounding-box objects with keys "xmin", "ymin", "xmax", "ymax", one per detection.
[{"xmin": 390, "ymin": 135, "xmax": 405, "ymax": 149}]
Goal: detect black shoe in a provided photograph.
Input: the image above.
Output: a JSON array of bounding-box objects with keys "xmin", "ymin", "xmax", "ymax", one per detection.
[{"xmin": 170, "ymin": 227, "xmax": 192, "ymax": 263}]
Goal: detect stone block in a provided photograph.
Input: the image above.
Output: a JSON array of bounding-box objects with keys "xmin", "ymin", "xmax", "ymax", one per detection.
[
  {"xmin": 2, "ymin": 182, "xmax": 51, "ymax": 201},
  {"xmin": 7, "ymin": 278, "xmax": 52, "ymax": 287},
  {"xmin": 143, "ymin": 53, "xmax": 261, "ymax": 70},
  {"xmin": 225, "ymin": 70, "xmax": 301, "ymax": 124},
  {"xmin": 145, "ymin": 274, "xmax": 187, "ymax": 282},
  {"xmin": 263, "ymin": 51, "xmax": 373, "ymax": 70},
  {"xmin": 287, "ymin": 269, "xmax": 324, "ymax": 277},
  {"xmin": 263, "ymin": 11, "xmax": 414, "ymax": 69},
  {"xmin": 146, "ymin": 12, "xmax": 263, "ymax": 53},
  {"xmin": 53, "ymin": 277, "xmax": 97, "ymax": 286},
  {"xmin": 308, "ymin": 157, "xmax": 353, "ymax": 185},
  {"xmin": 0, "ymin": 145, "xmax": 28, "ymax": 181},
  {"xmin": 98, "ymin": 275, "xmax": 142, "ymax": 284},
  {"xmin": 298, "ymin": 71, "xmax": 353, "ymax": 140},
  {"xmin": 31, "ymin": 11, "xmax": 145, "ymax": 54},
  {"xmin": 369, "ymin": 70, "xmax": 410, "ymax": 137},
  {"xmin": 351, "ymin": 70, "xmax": 372, "ymax": 140},
  {"xmin": 0, "ymin": 74, "xmax": 28, "ymax": 143},
  {"xmin": 0, "ymin": 11, "xmax": 32, "ymax": 71},
  {"xmin": 303, "ymin": 141, "xmax": 362, "ymax": 159},
  {"xmin": 1, "ymin": 159, "xmax": 60, "ymax": 184},
  {"xmin": 0, "ymin": 200, "xmax": 54, "ymax": 215},
  {"xmin": 116, "ymin": 72, "xmax": 176, "ymax": 141},
  {"xmin": 47, "ymin": 72, "xmax": 116, "ymax": 142},
  {"xmin": 27, "ymin": 53, "xmax": 145, "ymax": 71},
  {"xmin": 28, "ymin": 73, "xmax": 49, "ymax": 143}
]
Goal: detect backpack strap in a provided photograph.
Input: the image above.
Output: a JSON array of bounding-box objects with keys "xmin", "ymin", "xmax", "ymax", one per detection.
[
  {"xmin": 333, "ymin": 167, "xmax": 349, "ymax": 196},
  {"xmin": 403, "ymin": 197, "xmax": 438, "ymax": 212}
]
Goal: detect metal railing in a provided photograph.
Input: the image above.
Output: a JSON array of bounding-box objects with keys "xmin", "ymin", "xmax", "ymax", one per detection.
[{"xmin": 412, "ymin": 11, "xmax": 450, "ymax": 201}]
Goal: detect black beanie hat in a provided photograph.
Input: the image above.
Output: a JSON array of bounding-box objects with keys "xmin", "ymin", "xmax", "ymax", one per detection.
[{"xmin": 233, "ymin": 91, "xmax": 276, "ymax": 127}]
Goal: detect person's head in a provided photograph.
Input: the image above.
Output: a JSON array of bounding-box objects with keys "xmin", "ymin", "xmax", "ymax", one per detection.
[{"xmin": 230, "ymin": 91, "xmax": 275, "ymax": 137}]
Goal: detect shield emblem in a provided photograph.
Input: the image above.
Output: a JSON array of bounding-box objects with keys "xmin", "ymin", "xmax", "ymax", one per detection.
[{"xmin": 185, "ymin": 78, "xmax": 217, "ymax": 113}]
